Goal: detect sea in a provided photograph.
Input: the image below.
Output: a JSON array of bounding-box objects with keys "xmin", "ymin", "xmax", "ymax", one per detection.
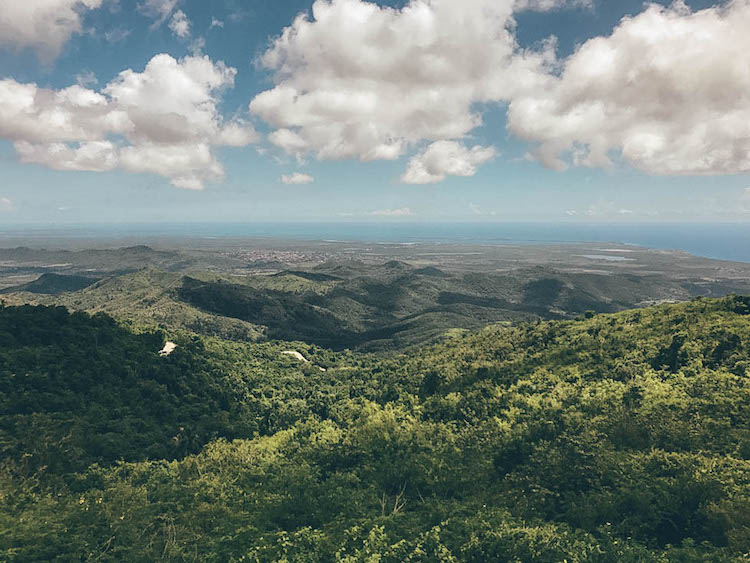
[{"xmin": 1, "ymin": 222, "xmax": 749, "ymax": 263}]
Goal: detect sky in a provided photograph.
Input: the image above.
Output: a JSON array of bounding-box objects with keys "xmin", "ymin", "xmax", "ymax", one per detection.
[{"xmin": 0, "ymin": 0, "xmax": 749, "ymax": 225}]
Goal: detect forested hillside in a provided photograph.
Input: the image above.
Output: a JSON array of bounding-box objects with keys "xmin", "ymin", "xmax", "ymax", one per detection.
[
  {"xmin": 0, "ymin": 273, "xmax": 99, "ymax": 295},
  {"xmin": 0, "ymin": 305, "xmax": 260, "ymax": 473},
  {"xmin": 1, "ymin": 298, "xmax": 749, "ymax": 561},
  {"xmin": 8, "ymin": 257, "xmax": 750, "ymax": 351}
]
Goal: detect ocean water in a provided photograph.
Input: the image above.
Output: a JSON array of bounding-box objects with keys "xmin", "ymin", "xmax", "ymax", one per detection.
[{"xmin": 2, "ymin": 222, "xmax": 750, "ymax": 263}]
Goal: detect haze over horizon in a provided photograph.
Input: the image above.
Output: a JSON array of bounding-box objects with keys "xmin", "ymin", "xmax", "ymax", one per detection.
[{"xmin": 1, "ymin": 0, "xmax": 750, "ymax": 225}]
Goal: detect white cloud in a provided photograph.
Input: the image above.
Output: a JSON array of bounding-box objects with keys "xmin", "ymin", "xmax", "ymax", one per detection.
[
  {"xmin": 0, "ymin": 81, "xmax": 111, "ymax": 144},
  {"xmin": 514, "ymin": 0, "xmax": 592, "ymax": 12},
  {"xmin": 280, "ymin": 173, "xmax": 315, "ymax": 184},
  {"xmin": 215, "ymin": 121, "xmax": 260, "ymax": 147},
  {"xmin": 508, "ymin": 1, "xmax": 750, "ymax": 175},
  {"xmin": 119, "ymin": 143, "xmax": 223, "ymax": 190},
  {"xmin": 210, "ymin": 18, "xmax": 224, "ymax": 30},
  {"xmin": 0, "ymin": 54, "xmax": 258, "ymax": 189},
  {"xmin": 469, "ymin": 202, "xmax": 497, "ymax": 216},
  {"xmin": 401, "ymin": 141, "xmax": 496, "ymax": 184},
  {"xmin": 139, "ymin": 0, "xmax": 179, "ymax": 27},
  {"xmin": 369, "ymin": 207, "xmax": 414, "ymax": 217},
  {"xmin": 0, "ymin": 198, "xmax": 13, "ymax": 212},
  {"xmin": 250, "ymin": 0, "xmax": 551, "ymax": 165},
  {"xmin": 76, "ymin": 71, "xmax": 98, "ymax": 88},
  {"xmin": 168, "ymin": 10, "xmax": 191, "ymax": 38},
  {"xmin": 16, "ymin": 140, "xmax": 119, "ymax": 172},
  {"xmin": 0, "ymin": 0, "xmax": 104, "ymax": 60},
  {"xmin": 251, "ymin": 0, "xmax": 750, "ymax": 181},
  {"xmin": 566, "ymin": 201, "xmax": 637, "ymax": 218},
  {"xmin": 586, "ymin": 203, "xmax": 604, "ymax": 217},
  {"xmin": 104, "ymin": 28, "xmax": 131, "ymax": 43}
]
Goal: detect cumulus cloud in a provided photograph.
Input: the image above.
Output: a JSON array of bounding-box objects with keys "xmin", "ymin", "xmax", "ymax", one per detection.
[
  {"xmin": 508, "ymin": 1, "xmax": 750, "ymax": 175},
  {"xmin": 401, "ymin": 141, "xmax": 496, "ymax": 184},
  {"xmin": 0, "ymin": 0, "xmax": 104, "ymax": 60},
  {"xmin": 369, "ymin": 208, "xmax": 414, "ymax": 217},
  {"xmin": 250, "ymin": 0, "xmax": 551, "ymax": 166},
  {"xmin": 16, "ymin": 141, "xmax": 119, "ymax": 172},
  {"xmin": 251, "ymin": 0, "xmax": 750, "ymax": 181},
  {"xmin": 168, "ymin": 10, "xmax": 191, "ymax": 38},
  {"xmin": 120, "ymin": 143, "xmax": 223, "ymax": 190},
  {"xmin": 0, "ymin": 198, "xmax": 13, "ymax": 212},
  {"xmin": 280, "ymin": 173, "xmax": 315, "ymax": 184},
  {"xmin": 0, "ymin": 54, "xmax": 258, "ymax": 189}
]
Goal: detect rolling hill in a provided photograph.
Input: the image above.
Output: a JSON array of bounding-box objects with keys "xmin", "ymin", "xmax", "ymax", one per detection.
[
  {"xmin": 6, "ymin": 259, "xmax": 750, "ymax": 350},
  {"xmin": 1, "ymin": 270, "xmax": 266, "ymax": 341},
  {"xmin": 177, "ymin": 260, "xmax": 750, "ymax": 348},
  {"xmin": 0, "ymin": 273, "xmax": 100, "ymax": 295}
]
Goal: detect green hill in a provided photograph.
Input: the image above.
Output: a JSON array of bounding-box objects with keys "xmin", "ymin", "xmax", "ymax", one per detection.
[
  {"xmin": 0, "ymin": 305, "xmax": 261, "ymax": 474},
  {"xmin": 6, "ymin": 260, "xmax": 750, "ymax": 351},
  {"xmin": 2, "ymin": 270, "xmax": 266, "ymax": 341},
  {"xmin": 177, "ymin": 262, "xmax": 737, "ymax": 349},
  {"xmin": 0, "ymin": 273, "xmax": 100, "ymax": 295},
  {"xmin": 1, "ymin": 297, "xmax": 749, "ymax": 560}
]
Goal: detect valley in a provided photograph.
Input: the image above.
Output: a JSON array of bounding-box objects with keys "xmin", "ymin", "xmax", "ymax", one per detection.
[
  {"xmin": 2, "ymin": 240, "xmax": 750, "ymax": 350},
  {"xmin": 2, "ymin": 238, "xmax": 750, "ymax": 560}
]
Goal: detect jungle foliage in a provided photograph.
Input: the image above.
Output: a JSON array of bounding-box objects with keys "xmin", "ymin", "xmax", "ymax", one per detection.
[{"xmin": 1, "ymin": 296, "xmax": 749, "ymax": 561}]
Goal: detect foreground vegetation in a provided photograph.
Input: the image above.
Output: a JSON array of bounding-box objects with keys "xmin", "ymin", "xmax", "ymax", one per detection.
[{"xmin": 1, "ymin": 296, "xmax": 749, "ymax": 561}]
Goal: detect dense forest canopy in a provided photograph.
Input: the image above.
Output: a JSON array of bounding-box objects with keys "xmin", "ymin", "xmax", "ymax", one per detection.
[{"xmin": 1, "ymin": 297, "xmax": 749, "ymax": 561}]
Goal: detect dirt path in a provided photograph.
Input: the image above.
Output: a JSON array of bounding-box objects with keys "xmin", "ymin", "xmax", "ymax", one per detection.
[
  {"xmin": 282, "ymin": 350, "xmax": 308, "ymax": 362},
  {"xmin": 281, "ymin": 350, "xmax": 326, "ymax": 371},
  {"xmin": 159, "ymin": 342, "xmax": 177, "ymax": 357}
]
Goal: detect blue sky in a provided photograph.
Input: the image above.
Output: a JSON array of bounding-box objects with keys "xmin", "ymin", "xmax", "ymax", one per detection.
[{"xmin": 0, "ymin": 0, "xmax": 749, "ymax": 225}]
